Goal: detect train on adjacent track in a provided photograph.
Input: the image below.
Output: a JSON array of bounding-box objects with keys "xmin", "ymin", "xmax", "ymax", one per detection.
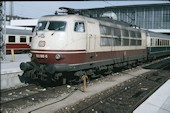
[
  {"xmin": 19, "ymin": 7, "xmax": 170, "ymax": 84},
  {"xmin": 4, "ymin": 26, "xmax": 32, "ymax": 54}
]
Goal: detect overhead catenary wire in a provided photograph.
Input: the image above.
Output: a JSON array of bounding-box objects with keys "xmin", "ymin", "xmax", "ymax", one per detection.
[
  {"xmin": 6, "ymin": 2, "xmax": 54, "ymax": 18},
  {"xmin": 14, "ymin": 3, "xmax": 51, "ymax": 13},
  {"xmin": 102, "ymin": 1, "xmax": 136, "ymax": 25},
  {"xmin": 103, "ymin": 0, "xmax": 114, "ymax": 6}
]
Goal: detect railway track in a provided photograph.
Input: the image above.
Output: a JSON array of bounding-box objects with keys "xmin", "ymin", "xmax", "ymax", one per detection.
[
  {"xmin": 0, "ymin": 84, "xmax": 75, "ymax": 113},
  {"xmin": 0, "ymin": 85, "xmax": 48, "ymax": 106},
  {"xmin": 73, "ymin": 63, "xmax": 170, "ymax": 113}
]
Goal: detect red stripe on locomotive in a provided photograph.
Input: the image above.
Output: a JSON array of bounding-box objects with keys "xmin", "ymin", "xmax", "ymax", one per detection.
[{"xmin": 31, "ymin": 49, "xmax": 147, "ymax": 64}]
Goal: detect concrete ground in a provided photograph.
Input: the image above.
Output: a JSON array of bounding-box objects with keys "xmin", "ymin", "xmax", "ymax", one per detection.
[
  {"xmin": 17, "ymin": 67, "xmax": 151, "ymax": 113},
  {"xmin": 134, "ymin": 79, "xmax": 170, "ymax": 113},
  {"xmin": 1, "ymin": 54, "xmax": 30, "ymax": 89}
]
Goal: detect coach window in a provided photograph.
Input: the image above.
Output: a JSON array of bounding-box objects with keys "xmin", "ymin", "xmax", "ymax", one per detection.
[
  {"xmin": 151, "ymin": 38, "xmax": 153, "ymax": 46},
  {"xmin": 20, "ymin": 36, "xmax": 26, "ymax": 42},
  {"xmin": 30, "ymin": 37, "xmax": 32, "ymax": 42},
  {"xmin": 130, "ymin": 39, "xmax": 136, "ymax": 45},
  {"xmin": 114, "ymin": 28, "xmax": 121, "ymax": 37},
  {"xmin": 113, "ymin": 38, "xmax": 121, "ymax": 46},
  {"xmin": 161, "ymin": 40, "xmax": 163, "ymax": 46},
  {"xmin": 74, "ymin": 22, "xmax": 85, "ymax": 32},
  {"xmin": 167, "ymin": 40, "xmax": 168, "ymax": 46},
  {"xmin": 100, "ymin": 37, "xmax": 113, "ymax": 46},
  {"xmin": 100, "ymin": 25, "xmax": 111, "ymax": 35},
  {"xmin": 137, "ymin": 40, "xmax": 142, "ymax": 46},
  {"xmin": 155, "ymin": 39, "xmax": 158, "ymax": 46},
  {"xmin": 130, "ymin": 31, "xmax": 136, "ymax": 38},
  {"xmin": 100, "ymin": 25, "xmax": 106, "ymax": 35},
  {"xmin": 158, "ymin": 39, "xmax": 159, "ymax": 46},
  {"xmin": 122, "ymin": 39, "xmax": 129, "ymax": 46},
  {"xmin": 37, "ymin": 21, "xmax": 47, "ymax": 31},
  {"xmin": 137, "ymin": 32, "xmax": 141, "ymax": 38},
  {"xmin": 165, "ymin": 40, "xmax": 167, "ymax": 46},
  {"xmin": 122, "ymin": 29, "xmax": 129, "ymax": 37},
  {"xmin": 160, "ymin": 40, "xmax": 162, "ymax": 46},
  {"xmin": 8, "ymin": 36, "xmax": 15, "ymax": 42}
]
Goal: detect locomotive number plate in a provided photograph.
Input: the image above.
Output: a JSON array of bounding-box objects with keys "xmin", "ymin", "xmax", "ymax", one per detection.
[{"xmin": 35, "ymin": 54, "xmax": 48, "ymax": 59}]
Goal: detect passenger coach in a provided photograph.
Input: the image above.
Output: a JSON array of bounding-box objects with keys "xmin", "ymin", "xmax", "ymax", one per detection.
[
  {"xmin": 146, "ymin": 31, "xmax": 170, "ymax": 60},
  {"xmin": 5, "ymin": 26, "xmax": 32, "ymax": 54}
]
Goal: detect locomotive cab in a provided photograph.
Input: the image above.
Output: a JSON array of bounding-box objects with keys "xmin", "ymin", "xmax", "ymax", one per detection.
[
  {"xmin": 30, "ymin": 16, "xmax": 80, "ymax": 60},
  {"xmin": 29, "ymin": 14, "xmax": 100, "ymax": 64}
]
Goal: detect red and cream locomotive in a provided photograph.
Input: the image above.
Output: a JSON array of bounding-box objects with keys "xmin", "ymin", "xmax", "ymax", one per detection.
[{"xmin": 19, "ymin": 7, "xmax": 170, "ymax": 84}]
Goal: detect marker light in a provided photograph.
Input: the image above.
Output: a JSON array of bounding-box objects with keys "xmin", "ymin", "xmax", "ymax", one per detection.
[
  {"xmin": 55, "ymin": 54, "xmax": 61, "ymax": 60},
  {"xmin": 28, "ymin": 53, "xmax": 32, "ymax": 58}
]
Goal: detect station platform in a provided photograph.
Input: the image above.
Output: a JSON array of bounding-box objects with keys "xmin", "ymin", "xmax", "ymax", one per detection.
[
  {"xmin": 134, "ymin": 79, "xmax": 170, "ymax": 113},
  {"xmin": 1, "ymin": 54, "xmax": 30, "ymax": 89},
  {"xmin": 1, "ymin": 54, "xmax": 30, "ymax": 74}
]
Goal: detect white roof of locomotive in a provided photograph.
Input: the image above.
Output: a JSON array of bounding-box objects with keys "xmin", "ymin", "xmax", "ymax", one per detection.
[
  {"xmin": 38, "ymin": 14, "xmax": 148, "ymax": 35},
  {"xmin": 39, "ymin": 14, "xmax": 131, "ymax": 29},
  {"xmin": 39, "ymin": 14, "xmax": 90, "ymax": 21}
]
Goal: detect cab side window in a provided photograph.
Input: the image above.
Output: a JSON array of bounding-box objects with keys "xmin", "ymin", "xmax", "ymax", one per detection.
[{"xmin": 74, "ymin": 22, "xmax": 85, "ymax": 32}]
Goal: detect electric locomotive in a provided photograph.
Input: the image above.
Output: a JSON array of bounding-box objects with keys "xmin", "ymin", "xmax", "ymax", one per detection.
[{"xmin": 19, "ymin": 7, "xmax": 170, "ymax": 84}]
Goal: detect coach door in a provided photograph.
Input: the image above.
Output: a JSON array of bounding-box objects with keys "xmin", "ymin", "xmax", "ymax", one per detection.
[{"xmin": 86, "ymin": 21, "xmax": 96, "ymax": 60}]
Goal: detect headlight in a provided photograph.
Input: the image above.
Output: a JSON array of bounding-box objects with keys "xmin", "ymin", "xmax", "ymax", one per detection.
[
  {"xmin": 28, "ymin": 53, "xmax": 32, "ymax": 58},
  {"xmin": 55, "ymin": 54, "xmax": 61, "ymax": 60}
]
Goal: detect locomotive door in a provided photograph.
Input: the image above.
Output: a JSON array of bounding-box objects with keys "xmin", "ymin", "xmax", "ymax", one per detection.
[{"xmin": 86, "ymin": 21, "xmax": 96, "ymax": 60}]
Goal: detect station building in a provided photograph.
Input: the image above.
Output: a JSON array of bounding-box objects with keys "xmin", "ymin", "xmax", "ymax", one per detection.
[
  {"xmin": 80, "ymin": 2, "xmax": 170, "ymax": 35},
  {"xmin": 6, "ymin": 2, "xmax": 170, "ymax": 35},
  {"xmin": 5, "ymin": 15, "xmax": 32, "ymax": 25}
]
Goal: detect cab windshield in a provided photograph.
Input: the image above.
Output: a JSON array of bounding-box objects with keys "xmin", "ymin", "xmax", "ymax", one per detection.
[
  {"xmin": 36, "ymin": 21, "xmax": 66, "ymax": 31},
  {"xmin": 37, "ymin": 21, "xmax": 47, "ymax": 31},
  {"xmin": 48, "ymin": 21, "xmax": 66, "ymax": 31}
]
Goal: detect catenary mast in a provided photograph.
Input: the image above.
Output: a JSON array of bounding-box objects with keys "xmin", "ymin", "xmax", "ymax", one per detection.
[{"xmin": 0, "ymin": 1, "xmax": 6, "ymax": 60}]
